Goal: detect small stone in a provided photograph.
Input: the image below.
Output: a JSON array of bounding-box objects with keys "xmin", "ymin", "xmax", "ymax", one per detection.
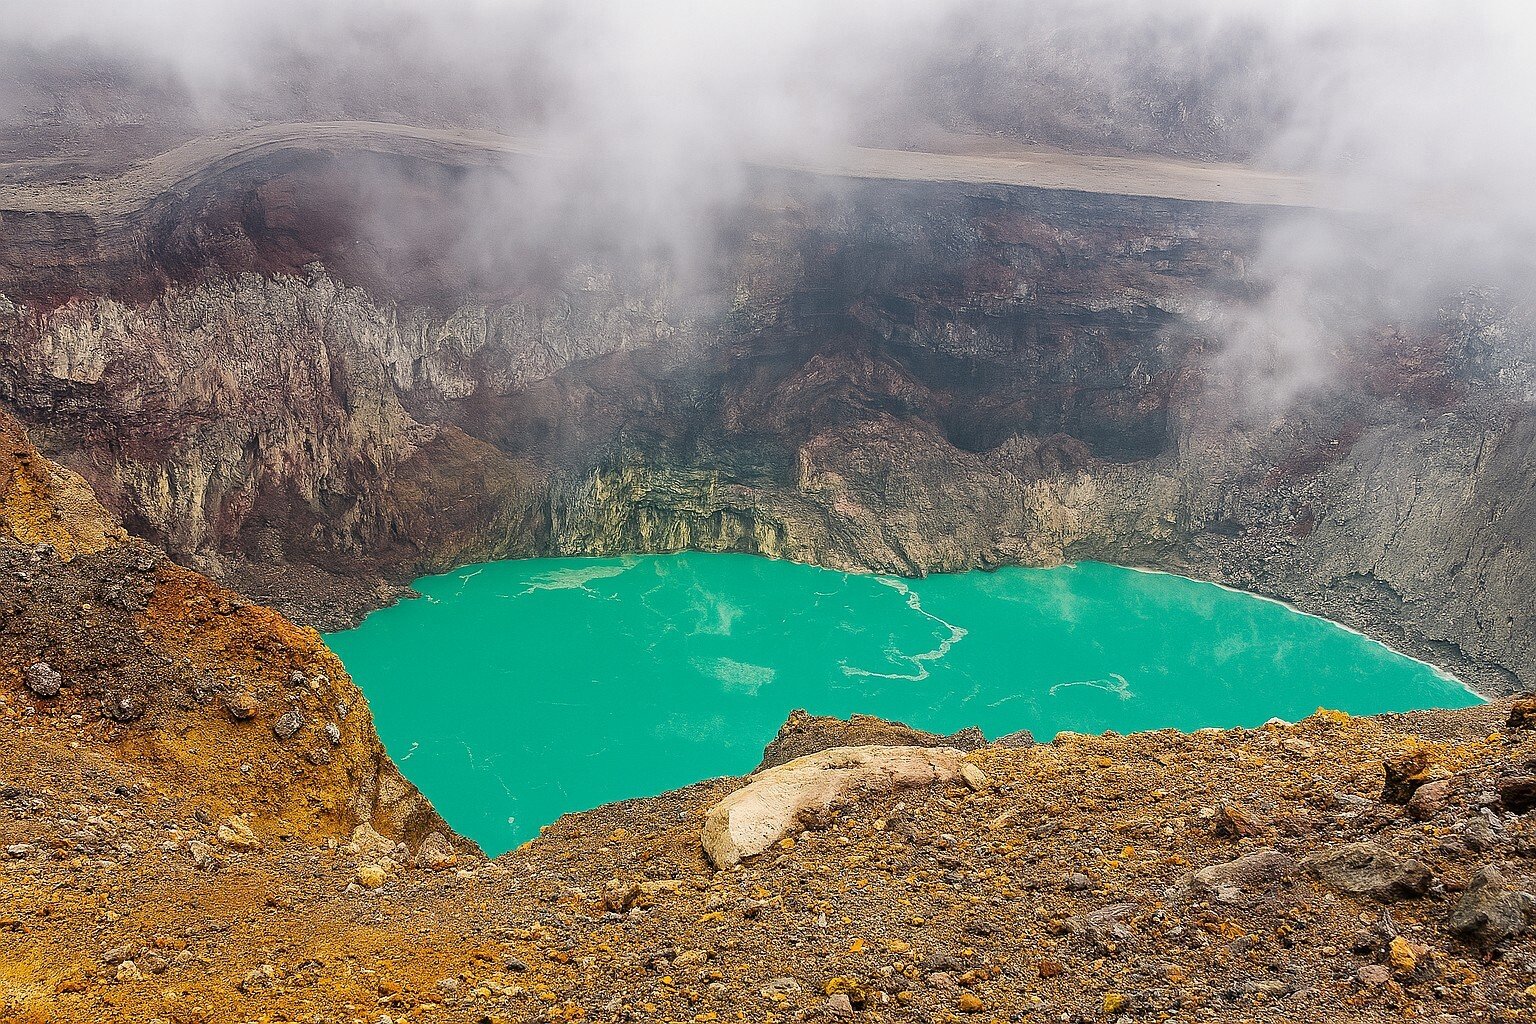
[
  {"xmin": 356, "ymin": 863, "xmax": 388, "ymax": 889},
  {"xmin": 1382, "ymin": 750, "xmax": 1441, "ymax": 804},
  {"xmin": 1101, "ymin": 992, "xmax": 1130, "ymax": 1014},
  {"xmin": 225, "ymin": 691, "xmax": 260, "ymax": 721},
  {"xmin": 216, "ymin": 815, "xmax": 261, "ymax": 851},
  {"xmin": 1507, "ymin": 696, "xmax": 1536, "ymax": 730},
  {"xmin": 23, "ymin": 662, "xmax": 60, "ymax": 698},
  {"xmin": 272, "ymin": 709, "xmax": 304, "ymax": 740},
  {"xmin": 603, "ymin": 880, "xmax": 642, "ymax": 912},
  {"xmin": 1388, "ymin": 936, "xmax": 1421, "ymax": 977},
  {"xmin": 103, "ymin": 691, "xmax": 145, "ymax": 722},
  {"xmin": 115, "ymin": 960, "xmax": 143, "ymax": 983},
  {"xmin": 324, "ymin": 722, "xmax": 341, "ymax": 746},
  {"xmin": 348, "ymin": 823, "xmax": 395, "ymax": 858},
  {"xmin": 1065, "ymin": 872, "xmax": 1091, "ymax": 891},
  {"xmin": 1407, "ymin": 779, "xmax": 1454, "ymax": 820},
  {"xmin": 826, "ymin": 993, "xmax": 853, "ymax": 1018},
  {"xmin": 1357, "ymin": 965, "xmax": 1390, "ymax": 986},
  {"xmin": 413, "ymin": 831, "xmax": 457, "ymax": 871},
  {"xmin": 959, "ymin": 762, "xmax": 989, "ymax": 791},
  {"xmin": 1191, "ymin": 849, "xmax": 1297, "ymax": 902},
  {"xmin": 188, "ymin": 840, "xmax": 220, "ymax": 870},
  {"xmin": 240, "ymin": 964, "xmax": 277, "ymax": 992},
  {"xmin": 1212, "ymin": 803, "xmax": 1259, "ymax": 839},
  {"xmin": 823, "ymin": 977, "xmax": 869, "ymax": 1007},
  {"xmin": 957, "ymin": 992, "xmax": 984, "ymax": 1013}
]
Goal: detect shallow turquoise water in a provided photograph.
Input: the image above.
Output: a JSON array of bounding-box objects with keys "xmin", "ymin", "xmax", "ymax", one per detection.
[{"xmin": 325, "ymin": 554, "xmax": 1478, "ymax": 854}]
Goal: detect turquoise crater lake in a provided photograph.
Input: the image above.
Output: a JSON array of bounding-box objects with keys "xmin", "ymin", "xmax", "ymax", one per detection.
[{"xmin": 325, "ymin": 554, "xmax": 1478, "ymax": 854}]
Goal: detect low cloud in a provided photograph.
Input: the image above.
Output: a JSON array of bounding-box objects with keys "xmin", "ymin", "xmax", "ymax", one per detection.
[{"xmin": 3, "ymin": 0, "xmax": 1535, "ymax": 402}]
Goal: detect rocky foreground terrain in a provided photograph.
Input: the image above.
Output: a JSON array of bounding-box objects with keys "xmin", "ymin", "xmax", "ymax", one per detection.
[{"xmin": 3, "ymin": 407, "xmax": 1536, "ymax": 1023}]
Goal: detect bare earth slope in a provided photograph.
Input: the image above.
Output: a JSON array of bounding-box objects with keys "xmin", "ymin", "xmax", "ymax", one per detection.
[{"xmin": 4, "ymin": 404, "xmax": 1536, "ymax": 1023}]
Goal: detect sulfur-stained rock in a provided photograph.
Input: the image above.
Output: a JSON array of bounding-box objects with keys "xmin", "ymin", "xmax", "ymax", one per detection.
[
  {"xmin": 1303, "ymin": 842, "xmax": 1431, "ymax": 902},
  {"xmin": 1508, "ymin": 697, "xmax": 1536, "ymax": 730},
  {"xmin": 225, "ymin": 691, "xmax": 259, "ymax": 721},
  {"xmin": 416, "ymin": 831, "xmax": 458, "ymax": 871},
  {"xmin": 703, "ymin": 745, "xmax": 966, "ymax": 868},
  {"xmin": 355, "ymin": 863, "xmax": 388, "ymax": 889},
  {"xmin": 217, "ymin": 815, "xmax": 261, "ymax": 851},
  {"xmin": 1382, "ymin": 750, "xmax": 1442, "ymax": 804}
]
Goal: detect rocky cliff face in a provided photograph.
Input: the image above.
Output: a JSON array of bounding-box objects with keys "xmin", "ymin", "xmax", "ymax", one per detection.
[{"xmin": 0, "ymin": 150, "xmax": 1531, "ymax": 694}]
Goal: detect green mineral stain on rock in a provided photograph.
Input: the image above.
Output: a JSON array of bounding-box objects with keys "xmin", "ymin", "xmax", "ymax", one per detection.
[{"xmin": 325, "ymin": 554, "xmax": 1479, "ymax": 854}]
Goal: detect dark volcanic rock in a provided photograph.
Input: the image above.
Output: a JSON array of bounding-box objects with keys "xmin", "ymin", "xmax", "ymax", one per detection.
[
  {"xmin": 1446, "ymin": 865, "xmax": 1536, "ymax": 949},
  {"xmin": 1191, "ymin": 849, "xmax": 1298, "ymax": 902},
  {"xmin": 1497, "ymin": 775, "xmax": 1536, "ymax": 814},
  {"xmin": 1303, "ymin": 842, "xmax": 1433, "ymax": 902}
]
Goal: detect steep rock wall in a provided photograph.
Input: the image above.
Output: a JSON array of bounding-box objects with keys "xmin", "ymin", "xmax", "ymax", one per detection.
[{"xmin": 0, "ymin": 158, "xmax": 1531, "ymax": 694}]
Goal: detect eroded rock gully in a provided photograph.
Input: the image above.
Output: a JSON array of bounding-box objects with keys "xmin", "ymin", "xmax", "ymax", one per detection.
[{"xmin": 0, "ymin": 150, "xmax": 1531, "ymax": 696}]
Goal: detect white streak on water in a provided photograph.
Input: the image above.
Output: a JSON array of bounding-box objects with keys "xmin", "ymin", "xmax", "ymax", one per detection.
[
  {"xmin": 1048, "ymin": 672, "xmax": 1134, "ymax": 700},
  {"xmin": 517, "ymin": 556, "xmax": 639, "ymax": 597},
  {"xmin": 842, "ymin": 577, "xmax": 967, "ymax": 682},
  {"xmin": 696, "ymin": 656, "xmax": 777, "ymax": 696},
  {"xmin": 400, "ymin": 741, "xmax": 420, "ymax": 761}
]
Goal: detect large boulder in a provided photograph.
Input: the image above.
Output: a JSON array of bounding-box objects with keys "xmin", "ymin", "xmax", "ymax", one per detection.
[{"xmin": 703, "ymin": 745, "xmax": 967, "ymax": 868}]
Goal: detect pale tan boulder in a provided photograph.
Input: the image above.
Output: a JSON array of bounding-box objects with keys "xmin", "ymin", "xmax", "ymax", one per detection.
[{"xmin": 702, "ymin": 745, "xmax": 967, "ymax": 868}]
